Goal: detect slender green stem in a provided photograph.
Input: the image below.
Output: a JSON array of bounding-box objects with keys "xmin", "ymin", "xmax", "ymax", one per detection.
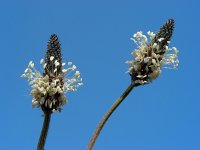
[
  {"xmin": 87, "ymin": 83, "xmax": 135, "ymax": 150},
  {"xmin": 37, "ymin": 112, "xmax": 51, "ymax": 150}
]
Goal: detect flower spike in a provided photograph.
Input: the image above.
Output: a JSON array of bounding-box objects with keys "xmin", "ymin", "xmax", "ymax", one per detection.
[
  {"xmin": 44, "ymin": 34, "xmax": 63, "ymax": 77},
  {"xmin": 151, "ymin": 19, "xmax": 175, "ymax": 54},
  {"xmin": 127, "ymin": 19, "xmax": 179, "ymax": 86},
  {"xmin": 21, "ymin": 34, "xmax": 83, "ymax": 113}
]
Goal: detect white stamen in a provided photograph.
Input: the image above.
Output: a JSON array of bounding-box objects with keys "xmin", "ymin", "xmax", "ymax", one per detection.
[
  {"xmin": 50, "ymin": 56, "xmax": 54, "ymax": 61},
  {"xmin": 68, "ymin": 62, "xmax": 72, "ymax": 66},
  {"xmin": 40, "ymin": 59, "xmax": 44, "ymax": 64}
]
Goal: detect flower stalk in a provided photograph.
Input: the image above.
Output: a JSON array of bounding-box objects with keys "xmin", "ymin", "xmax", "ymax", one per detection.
[
  {"xmin": 87, "ymin": 83, "xmax": 135, "ymax": 150},
  {"xmin": 37, "ymin": 111, "xmax": 51, "ymax": 150},
  {"xmin": 87, "ymin": 19, "xmax": 178, "ymax": 150},
  {"xmin": 21, "ymin": 34, "xmax": 82, "ymax": 150}
]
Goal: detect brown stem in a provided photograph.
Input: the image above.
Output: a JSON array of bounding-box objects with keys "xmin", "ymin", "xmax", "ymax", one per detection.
[
  {"xmin": 87, "ymin": 83, "xmax": 135, "ymax": 150},
  {"xmin": 37, "ymin": 111, "xmax": 51, "ymax": 150}
]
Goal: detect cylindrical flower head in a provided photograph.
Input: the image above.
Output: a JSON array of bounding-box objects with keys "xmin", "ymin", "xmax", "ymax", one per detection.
[
  {"xmin": 127, "ymin": 19, "xmax": 179, "ymax": 86},
  {"xmin": 41, "ymin": 34, "xmax": 64, "ymax": 113},
  {"xmin": 44, "ymin": 34, "xmax": 63, "ymax": 77},
  {"xmin": 21, "ymin": 34, "xmax": 83, "ymax": 113},
  {"xmin": 151, "ymin": 19, "xmax": 174, "ymax": 54}
]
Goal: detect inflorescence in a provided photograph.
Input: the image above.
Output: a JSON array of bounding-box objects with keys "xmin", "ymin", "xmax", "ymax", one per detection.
[
  {"xmin": 21, "ymin": 34, "xmax": 83, "ymax": 112},
  {"xmin": 126, "ymin": 19, "xmax": 179, "ymax": 86}
]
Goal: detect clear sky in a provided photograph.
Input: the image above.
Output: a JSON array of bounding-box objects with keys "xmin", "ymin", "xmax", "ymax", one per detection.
[{"xmin": 0, "ymin": 0, "xmax": 199, "ymax": 150}]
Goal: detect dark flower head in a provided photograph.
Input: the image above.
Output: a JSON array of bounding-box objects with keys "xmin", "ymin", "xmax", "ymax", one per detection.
[
  {"xmin": 126, "ymin": 19, "xmax": 179, "ymax": 86},
  {"xmin": 44, "ymin": 34, "xmax": 63, "ymax": 77},
  {"xmin": 151, "ymin": 19, "xmax": 175, "ymax": 54},
  {"xmin": 21, "ymin": 34, "xmax": 83, "ymax": 113}
]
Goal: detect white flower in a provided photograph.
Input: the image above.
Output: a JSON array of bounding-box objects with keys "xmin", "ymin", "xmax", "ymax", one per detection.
[
  {"xmin": 32, "ymin": 99, "xmax": 39, "ymax": 107},
  {"xmin": 144, "ymin": 57, "xmax": 151, "ymax": 63},
  {"xmin": 30, "ymin": 63, "xmax": 34, "ymax": 68},
  {"xmin": 29, "ymin": 61, "xmax": 33, "ymax": 66},
  {"xmin": 40, "ymin": 59, "xmax": 44, "ymax": 64},
  {"xmin": 50, "ymin": 56, "xmax": 54, "ymax": 61},
  {"xmin": 62, "ymin": 69, "xmax": 68, "ymax": 73},
  {"xmin": 21, "ymin": 74, "xmax": 26, "ymax": 77},
  {"xmin": 75, "ymin": 71, "xmax": 80, "ymax": 77},
  {"xmin": 55, "ymin": 61, "xmax": 60, "ymax": 67},
  {"xmin": 21, "ymin": 59, "xmax": 83, "ymax": 112},
  {"xmin": 24, "ymin": 68, "xmax": 29, "ymax": 73},
  {"xmin": 43, "ymin": 63, "xmax": 47, "ymax": 69},
  {"xmin": 147, "ymin": 31, "xmax": 155, "ymax": 39},
  {"xmin": 54, "ymin": 68, "xmax": 57, "ymax": 73},
  {"xmin": 127, "ymin": 30, "xmax": 179, "ymax": 85},
  {"xmin": 152, "ymin": 59, "xmax": 156, "ymax": 65},
  {"xmin": 72, "ymin": 65, "xmax": 76, "ymax": 70},
  {"xmin": 158, "ymin": 38, "xmax": 164, "ymax": 42},
  {"xmin": 153, "ymin": 43, "xmax": 157, "ymax": 48},
  {"xmin": 68, "ymin": 62, "xmax": 72, "ymax": 66}
]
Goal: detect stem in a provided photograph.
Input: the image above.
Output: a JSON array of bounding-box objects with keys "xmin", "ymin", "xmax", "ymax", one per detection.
[
  {"xmin": 37, "ymin": 111, "xmax": 51, "ymax": 150},
  {"xmin": 87, "ymin": 83, "xmax": 135, "ymax": 150}
]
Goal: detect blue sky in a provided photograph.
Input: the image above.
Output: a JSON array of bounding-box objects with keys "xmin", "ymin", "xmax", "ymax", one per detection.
[{"xmin": 0, "ymin": 0, "xmax": 200, "ymax": 150}]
